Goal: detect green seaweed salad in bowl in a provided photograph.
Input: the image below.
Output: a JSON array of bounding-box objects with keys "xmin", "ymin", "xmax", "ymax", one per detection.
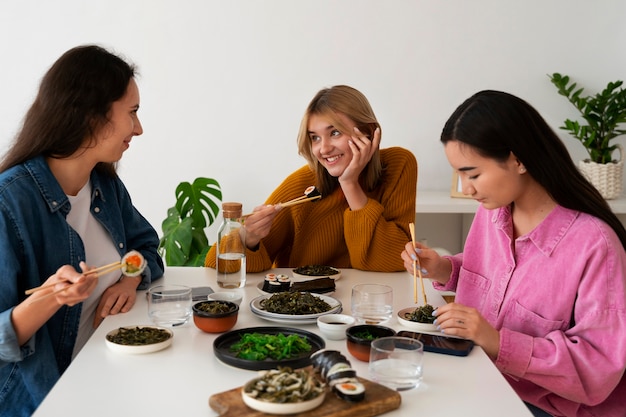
[{"xmin": 397, "ymin": 304, "xmax": 438, "ymax": 332}]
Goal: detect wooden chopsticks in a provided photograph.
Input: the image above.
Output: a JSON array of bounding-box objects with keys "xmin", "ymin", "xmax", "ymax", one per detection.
[
  {"xmin": 242, "ymin": 194, "xmax": 321, "ymax": 219},
  {"xmin": 25, "ymin": 261, "xmax": 123, "ymax": 302},
  {"xmin": 409, "ymin": 223, "xmax": 427, "ymax": 305},
  {"xmin": 277, "ymin": 194, "xmax": 321, "ymax": 208}
]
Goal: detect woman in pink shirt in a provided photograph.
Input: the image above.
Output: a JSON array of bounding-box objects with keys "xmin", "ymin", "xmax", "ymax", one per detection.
[{"xmin": 402, "ymin": 90, "xmax": 626, "ymax": 417}]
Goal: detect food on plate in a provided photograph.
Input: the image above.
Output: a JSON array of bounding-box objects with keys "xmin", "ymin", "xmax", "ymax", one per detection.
[
  {"xmin": 243, "ymin": 367, "xmax": 325, "ymax": 403},
  {"xmin": 230, "ymin": 332, "xmax": 312, "ymax": 361},
  {"xmin": 311, "ymin": 350, "xmax": 365, "ymax": 402},
  {"xmin": 260, "ymin": 292, "xmax": 332, "ymax": 315},
  {"xmin": 293, "ymin": 265, "xmax": 339, "ymax": 277},
  {"xmin": 121, "ymin": 250, "xmax": 146, "ymax": 277},
  {"xmin": 290, "ymin": 277, "xmax": 336, "ymax": 294},
  {"xmin": 106, "ymin": 326, "xmax": 171, "ymax": 346},
  {"xmin": 195, "ymin": 300, "xmax": 235, "ymax": 314},
  {"xmin": 404, "ymin": 304, "xmax": 436, "ymax": 324},
  {"xmin": 262, "ymin": 273, "xmax": 291, "ymax": 293}
]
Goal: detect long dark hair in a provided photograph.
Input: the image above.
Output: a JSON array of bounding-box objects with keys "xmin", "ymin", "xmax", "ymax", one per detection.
[
  {"xmin": 441, "ymin": 90, "xmax": 626, "ymax": 249},
  {"xmin": 0, "ymin": 44, "xmax": 137, "ymax": 177},
  {"xmin": 297, "ymin": 85, "xmax": 382, "ymax": 197}
]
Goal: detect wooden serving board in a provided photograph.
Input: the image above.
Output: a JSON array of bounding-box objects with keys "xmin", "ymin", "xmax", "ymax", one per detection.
[{"xmin": 209, "ymin": 377, "xmax": 401, "ymax": 417}]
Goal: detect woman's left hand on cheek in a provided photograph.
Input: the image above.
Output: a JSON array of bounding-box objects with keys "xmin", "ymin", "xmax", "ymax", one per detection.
[{"xmin": 342, "ymin": 127, "xmax": 380, "ymax": 182}]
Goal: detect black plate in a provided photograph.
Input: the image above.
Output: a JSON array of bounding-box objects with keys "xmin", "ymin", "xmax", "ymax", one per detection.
[{"xmin": 213, "ymin": 326, "xmax": 325, "ymax": 371}]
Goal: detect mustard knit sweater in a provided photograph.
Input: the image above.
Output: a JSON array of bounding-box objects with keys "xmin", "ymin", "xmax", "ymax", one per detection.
[{"xmin": 205, "ymin": 147, "xmax": 417, "ymax": 272}]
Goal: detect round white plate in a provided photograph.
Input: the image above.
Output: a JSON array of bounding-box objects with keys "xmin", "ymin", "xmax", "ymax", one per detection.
[
  {"xmin": 242, "ymin": 388, "xmax": 325, "ymax": 414},
  {"xmin": 250, "ymin": 294, "xmax": 342, "ymax": 324},
  {"xmin": 292, "ymin": 266, "xmax": 341, "ymax": 281},
  {"xmin": 105, "ymin": 326, "xmax": 173, "ymax": 354},
  {"xmin": 397, "ymin": 308, "xmax": 439, "ymax": 332}
]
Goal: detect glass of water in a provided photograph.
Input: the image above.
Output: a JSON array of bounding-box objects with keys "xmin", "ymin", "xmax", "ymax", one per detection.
[
  {"xmin": 369, "ymin": 336, "xmax": 424, "ymax": 391},
  {"xmin": 147, "ymin": 285, "xmax": 192, "ymax": 326},
  {"xmin": 351, "ymin": 284, "xmax": 393, "ymax": 324}
]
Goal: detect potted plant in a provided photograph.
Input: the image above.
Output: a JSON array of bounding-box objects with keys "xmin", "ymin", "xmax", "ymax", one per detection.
[
  {"xmin": 548, "ymin": 73, "xmax": 626, "ymax": 199},
  {"xmin": 159, "ymin": 177, "xmax": 222, "ymax": 266}
]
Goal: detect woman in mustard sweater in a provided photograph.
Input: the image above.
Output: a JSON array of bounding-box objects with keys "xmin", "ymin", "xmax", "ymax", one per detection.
[{"xmin": 206, "ymin": 85, "xmax": 417, "ymax": 272}]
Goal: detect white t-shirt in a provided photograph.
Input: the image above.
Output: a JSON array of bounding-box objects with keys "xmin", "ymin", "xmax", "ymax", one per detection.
[{"xmin": 66, "ymin": 181, "xmax": 120, "ymax": 357}]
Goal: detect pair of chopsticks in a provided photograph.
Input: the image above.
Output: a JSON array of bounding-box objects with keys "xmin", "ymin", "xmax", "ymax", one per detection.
[
  {"xmin": 409, "ymin": 223, "xmax": 427, "ymax": 305},
  {"xmin": 242, "ymin": 194, "xmax": 321, "ymax": 219},
  {"xmin": 25, "ymin": 261, "xmax": 123, "ymax": 303}
]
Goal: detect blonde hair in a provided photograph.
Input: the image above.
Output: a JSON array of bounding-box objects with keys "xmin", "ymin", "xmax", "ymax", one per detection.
[{"xmin": 297, "ymin": 85, "xmax": 382, "ymax": 197}]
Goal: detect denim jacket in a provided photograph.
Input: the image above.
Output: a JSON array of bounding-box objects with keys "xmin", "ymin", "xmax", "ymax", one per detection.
[{"xmin": 0, "ymin": 156, "xmax": 164, "ymax": 417}]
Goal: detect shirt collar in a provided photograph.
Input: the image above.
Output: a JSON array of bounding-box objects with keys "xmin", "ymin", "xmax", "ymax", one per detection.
[{"xmin": 492, "ymin": 204, "xmax": 579, "ymax": 257}]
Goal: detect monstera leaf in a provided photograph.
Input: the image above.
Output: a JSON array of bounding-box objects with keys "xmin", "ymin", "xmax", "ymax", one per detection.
[{"xmin": 159, "ymin": 177, "xmax": 222, "ymax": 266}]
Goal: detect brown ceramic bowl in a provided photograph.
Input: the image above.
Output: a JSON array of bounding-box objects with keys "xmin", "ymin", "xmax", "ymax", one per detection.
[
  {"xmin": 345, "ymin": 324, "xmax": 396, "ymax": 362},
  {"xmin": 192, "ymin": 300, "xmax": 239, "ymax": 333}
]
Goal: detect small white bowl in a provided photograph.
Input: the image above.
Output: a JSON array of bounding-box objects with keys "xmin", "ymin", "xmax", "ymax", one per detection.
[
  {"xmin": 208, "ymin": 291, "xmax": 243, "ymax": 306},
  {"xmin": 397, "ymin": 308, "xmax": 438, "ymax": 332},
  {"xmin": 317, "ymin": 314, "xmax": 356, "ymax": 340}
]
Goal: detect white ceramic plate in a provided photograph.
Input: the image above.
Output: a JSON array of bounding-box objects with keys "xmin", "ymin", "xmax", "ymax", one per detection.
[
  {"xmin": 242, "ymin": 388, "xmax": 325, "ymax": 414},
  {"xmin": 250, "ymin": 294, "xmax": 342, "ymax": 324},
  {"xmin": 397, "ymin": 308, "xmax": 439, "ymax": 332},
  {"xmin": 105, "ymin": 326, "xmax": 173, "ymax": 354},
  {"xmin": 292, "ymin": 266, "xmax": 341, "ymax": 281}
]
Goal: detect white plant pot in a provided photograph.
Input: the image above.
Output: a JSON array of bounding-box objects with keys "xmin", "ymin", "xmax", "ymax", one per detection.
[{"xmin": 578, "ymin": 144, "xmax": 624, "ymax": 200}]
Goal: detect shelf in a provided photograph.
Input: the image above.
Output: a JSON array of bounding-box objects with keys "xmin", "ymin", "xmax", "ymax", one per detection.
[{"xmin": 417, "ymin": 190, "xmax": 626, "ymax": 214}]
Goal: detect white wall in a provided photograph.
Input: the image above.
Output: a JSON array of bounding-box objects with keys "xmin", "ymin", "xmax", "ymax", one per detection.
[{"xmin": 1, "ymin": 0, "xmax": 625, "ymax": 242}]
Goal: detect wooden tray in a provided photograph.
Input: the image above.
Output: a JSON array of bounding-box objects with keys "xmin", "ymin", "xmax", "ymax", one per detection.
[{"xmin": 209, "ymin": 377, "xmax": 401, "ymax": 417}]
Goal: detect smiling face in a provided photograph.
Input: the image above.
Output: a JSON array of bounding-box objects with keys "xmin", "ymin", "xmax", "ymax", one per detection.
[
  {"xmin": 308, "ymin": 112, "xmax": 356, "ymax": 178},
  {"xmin": 95, "ymin": 78, "xmax": 143, "ymax": 162},
  {"xmin": 445, "ymin": 140, "xmax": 525, "ymax": 209}
]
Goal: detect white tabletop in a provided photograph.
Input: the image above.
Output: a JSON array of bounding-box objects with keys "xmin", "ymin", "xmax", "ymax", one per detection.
[{"xmin": 33, "ymin": 267, "xmax": 532, "ymax": 417}]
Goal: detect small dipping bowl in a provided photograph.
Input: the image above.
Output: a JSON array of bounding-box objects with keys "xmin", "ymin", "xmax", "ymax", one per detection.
[
  {"xmin": 192, "ymin": 300, "xmax": 239, "ymax": 333},
  {"xmin": 345, "ymin": 324, "xmax": 396, "ymax": 362},
  {"xmin": 317, "ymin": 314, "xmax": 356, "ymax": 340},
  {"xmin": 208, "ymin": 291, "xmax": 243, "ymax": 306}
]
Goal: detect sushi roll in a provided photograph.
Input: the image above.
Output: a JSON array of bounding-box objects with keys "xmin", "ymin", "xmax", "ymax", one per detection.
[
  {"xmin": 276, "ymin": 274, "xmax": 291, "ymax": 291},
  {"xmin": 121, "ymin": 250, "xmax": 146, "ymax": 277},
  {"xmin": 309, "ymin": 350, "xmax": 366, "ymax": 402},
  {"xmin": 262, "ymin": 274, "xmax": 283, "ymax": 293},
  {"xmin": 332, "ymin": 380, "xmax": 366, "ymax": 402},
  {"xmin": 304, "ymin": 186, "xmax": 321, "ymax": 199}
]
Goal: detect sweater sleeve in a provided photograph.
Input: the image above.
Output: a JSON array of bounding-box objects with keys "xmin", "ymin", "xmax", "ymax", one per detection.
[
  {"xmin": 205, "ymin": 166, "xmax": 313, "ymax": 273},
  {"xmin": 344, "ymin": 147, "xmax": 417, "ymax": 272}
]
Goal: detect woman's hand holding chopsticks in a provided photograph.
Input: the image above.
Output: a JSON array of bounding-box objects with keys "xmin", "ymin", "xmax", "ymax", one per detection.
[
  {"xmin": 242, "ymin": 204, "xmax": 282, "ymax": 249},
  {"xmin": 25, "ymin": 262, "xmax": 99, "ymax": 306},
  {"xmin": 401, "ymin": 240, "xmax": 454, "ymax": 287}
]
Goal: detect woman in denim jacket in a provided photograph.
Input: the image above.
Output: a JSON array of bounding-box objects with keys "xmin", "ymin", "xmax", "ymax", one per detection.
[{"xmin": 0, "ymin": 45, "xmax": 164, "ymax": 416}]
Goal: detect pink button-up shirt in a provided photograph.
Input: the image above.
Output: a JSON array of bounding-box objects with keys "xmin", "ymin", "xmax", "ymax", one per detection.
[{"xmin": 435, "ymin": 205, "xmax": 626, "ymax": 417}]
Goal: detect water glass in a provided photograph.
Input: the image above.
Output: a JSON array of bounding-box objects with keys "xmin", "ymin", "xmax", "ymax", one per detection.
[
  {"xmin": 351, "ymin": 283, "xmax": 393, "ymax": 324},
  {"xmin": 369, "ymin": 336, "xmax": 424, "ymax": 391},
  {"xmin": 148, "ymin": 285, "xmax": 192, "ymax": 326}
]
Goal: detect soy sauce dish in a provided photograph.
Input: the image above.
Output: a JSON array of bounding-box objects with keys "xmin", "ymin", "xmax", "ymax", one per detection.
[{"xmin": 317, "ymin": 314, "xmax": 356, "ymax": 340}]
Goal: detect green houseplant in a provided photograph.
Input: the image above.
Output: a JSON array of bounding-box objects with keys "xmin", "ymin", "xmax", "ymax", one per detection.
[
  {"xmin": 159, "ymin": 177, "xmax": 222, "ymax": 266},
  {"xmin": 549, "ymin": 73, "xmax": 626, "ymax": 199}
]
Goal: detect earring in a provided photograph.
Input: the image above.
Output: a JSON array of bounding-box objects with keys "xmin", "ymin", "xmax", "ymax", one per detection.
[{"xmin": 519, "ymin": 166, "xmax": 527, "ymax": 174}]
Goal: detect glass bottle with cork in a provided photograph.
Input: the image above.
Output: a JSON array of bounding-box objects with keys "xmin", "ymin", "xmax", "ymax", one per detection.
[{"xmin": 215, "ymin": 202, "xmax": 246, "ymax": 288}]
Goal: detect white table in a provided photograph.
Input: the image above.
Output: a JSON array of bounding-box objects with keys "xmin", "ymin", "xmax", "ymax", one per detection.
[{"xmin": 33, "ymin": 267, "xmax": 532, "ymax": 417}]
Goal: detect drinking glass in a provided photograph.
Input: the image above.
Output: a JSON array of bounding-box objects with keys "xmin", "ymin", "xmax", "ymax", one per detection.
[
  {"xmin": 147, "ymin": 285, "xmax": 192, "ymax": 326},
  {"xmin": 369, "ymin": 336, "xmax": 424, "ymax": 391},
  {"xmin": 351, "ymin": 283, "xmax": 393, "ymax": 324}
]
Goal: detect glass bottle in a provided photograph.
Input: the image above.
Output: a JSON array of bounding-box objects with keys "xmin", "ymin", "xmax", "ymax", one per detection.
[{"xmin": 215, "ymin": 202, "xmax": 246, "ymax": 288}]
